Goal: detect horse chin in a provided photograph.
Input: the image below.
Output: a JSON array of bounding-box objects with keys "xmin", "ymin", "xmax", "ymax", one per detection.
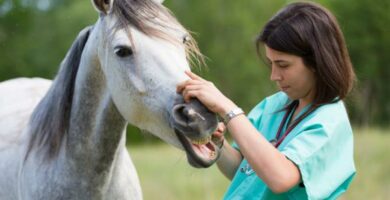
[{"xmin": 174, "ymin": 129, "xmax": 221, "ymax": 168}]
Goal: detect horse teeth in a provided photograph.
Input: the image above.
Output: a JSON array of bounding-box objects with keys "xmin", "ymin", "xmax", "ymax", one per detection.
[{"xmin": 191, "ymin": 136, "xmax": 211, "ymax": 145}]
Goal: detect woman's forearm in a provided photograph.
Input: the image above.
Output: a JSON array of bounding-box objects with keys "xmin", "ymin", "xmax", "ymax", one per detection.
[
  {"xmin": 216, "ymin": 141, "xmax": 243, "ymax": 180},
  {"xmin": 226, "ymin": 115, "xmax": 301, "ymax": 193}
]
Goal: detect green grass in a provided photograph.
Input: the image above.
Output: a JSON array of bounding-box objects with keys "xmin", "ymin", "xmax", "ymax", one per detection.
[
  {"xmin": 340, "ymin": 128, "xmax": 390, "ymax": 200},
  {"xmin": 128, "ymin": 143, "xmax": 229, "ymax": 200},
  {"xmin": 128, "ymin": 128, "xmax": 390, "ymax": 200}
]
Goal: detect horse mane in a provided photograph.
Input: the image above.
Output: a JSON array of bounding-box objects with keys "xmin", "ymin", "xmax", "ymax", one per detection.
[
  {"xmin": 26, "ymin": 0, "xmax": 204, "ymax": 160},
  {"xmin": 26, "ymin": 26, "xmax": 92, "ymax": 160}
]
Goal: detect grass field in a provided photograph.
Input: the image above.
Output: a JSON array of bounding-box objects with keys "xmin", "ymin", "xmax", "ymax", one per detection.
[{"xmin": 128, "ymin": 128, "xmax": 390, "ymax": 200}]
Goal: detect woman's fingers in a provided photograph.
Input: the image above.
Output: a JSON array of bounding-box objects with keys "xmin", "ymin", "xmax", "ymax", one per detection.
[
  {"xmin": 218, "ymin": 122, "xmax": 226, "ymax": 133},
  {"xmin": 185, "ymin": 70, "xmax": 206, "ymax": 82},
  {"xmin": 176, "ymin": 79, "xmax": 202, "ymax": 93},
  {"xmin": 212, "ymin": 122, "xmax": 226, "ymax": 148},
  {"xmin": 177, "ymin": 71, "xmax": 208, "ymax": 93},
  {"xmin": 182, "ymin": 85, "xmax": 203, "ymax": 102},
  {"xmin": 183, "ymin": 90, "xmax": 196, "ymax": 102},
  {"xmin": 176, "ymin": 80, "xmax": 190, "ymax": 93},
  {"xmin": 213, "ymin": 122, "xmax": 226, "ymax": 137},
  {"xmin": 177, "ymin": 70, "xmax": 232, "ymax": 115}
]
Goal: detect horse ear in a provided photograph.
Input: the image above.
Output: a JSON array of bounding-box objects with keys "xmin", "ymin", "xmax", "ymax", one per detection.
[{"xmin": 91, "ymin": 0, "xmax": 114, "ymax": 15}]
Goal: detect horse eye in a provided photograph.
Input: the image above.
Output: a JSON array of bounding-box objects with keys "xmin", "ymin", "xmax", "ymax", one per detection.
[
  {"xmin": 183, "ymin": 35, "xmax": 191, "ymax": 44},
  {"xmin": 114, "ymin": 46, "xmax": 133, "ymax": 57}
]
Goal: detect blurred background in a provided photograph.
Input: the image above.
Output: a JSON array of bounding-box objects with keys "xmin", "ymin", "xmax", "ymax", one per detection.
[{"xmin": 0, "ymin": 0, "xmax": 389, "ymax": 199}]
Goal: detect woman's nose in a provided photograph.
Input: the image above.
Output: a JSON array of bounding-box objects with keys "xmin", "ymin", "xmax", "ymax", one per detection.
[{"xmin": 270, "ymin": 66, "xmax": 282, "ymax": 81}]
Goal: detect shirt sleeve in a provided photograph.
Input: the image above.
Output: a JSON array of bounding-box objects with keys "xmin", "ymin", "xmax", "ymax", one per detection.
[{"xmin": 281, "ymin": 121, "xmax": 356, "ymax": 200}]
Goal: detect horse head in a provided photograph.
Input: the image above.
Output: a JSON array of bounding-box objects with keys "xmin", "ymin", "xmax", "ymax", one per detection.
[{"xmin": 89, "ymin": 0, "xmax": 221, "ymax": 168}]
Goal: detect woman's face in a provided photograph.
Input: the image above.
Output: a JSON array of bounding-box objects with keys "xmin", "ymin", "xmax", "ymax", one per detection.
[{"xmin": 265, "ymin": 45, "xmax": 316, "ymax": 105}]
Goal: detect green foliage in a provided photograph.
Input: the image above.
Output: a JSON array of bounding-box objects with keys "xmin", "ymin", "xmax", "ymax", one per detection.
[
  {"xmin": 326, "ymin": 0, "xmax": 390, "ymax": 126},
  {"xmin": 0, "ymin": 0, "xmax": 96, "ymax": 80}
]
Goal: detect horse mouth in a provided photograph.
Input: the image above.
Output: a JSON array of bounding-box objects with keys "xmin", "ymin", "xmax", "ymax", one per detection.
[
  {"xmin": 174, "ymin": 129, "xmax": 221, "ymax": 168},
  {"xmin": 170, "ymin": 97, "xmax": 220, "ymax": 168}
]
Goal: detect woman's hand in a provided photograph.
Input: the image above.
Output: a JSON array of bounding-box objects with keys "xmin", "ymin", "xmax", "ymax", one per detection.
[
  {"xmin": 212, "ymin": 122, "xmax": 226, "ymax": 148},
  {"xmin": 177, "ymin": 71, "xmax": 237, "ymax": 116}
]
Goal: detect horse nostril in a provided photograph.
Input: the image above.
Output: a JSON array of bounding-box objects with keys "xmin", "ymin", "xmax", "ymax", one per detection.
[
  {"xmin": 172, "ymin": 104, "xmax": 204, "ymax": 127},
  {"xmin": 172, "ymin": 105, "xmax": 190, "ymax": 126},
  {"xmin": 171, "ymin": 98, "xmax": 218, "ymax": 139}
]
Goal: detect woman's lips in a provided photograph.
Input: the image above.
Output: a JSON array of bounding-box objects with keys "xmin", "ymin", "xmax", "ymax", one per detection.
[{"xmin": 280, "ymin": 86, "xmax": 290, "ymax": 91}]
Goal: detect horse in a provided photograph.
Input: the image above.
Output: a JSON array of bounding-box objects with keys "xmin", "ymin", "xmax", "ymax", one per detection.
[{"xmin": 0, "ymin": 0, "xmax": 222, "ymax": 199}]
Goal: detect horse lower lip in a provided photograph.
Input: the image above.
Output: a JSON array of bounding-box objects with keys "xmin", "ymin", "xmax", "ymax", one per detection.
[{"xmin": 174, "ymin": 129, "xmax": 218, "ymax": 168}]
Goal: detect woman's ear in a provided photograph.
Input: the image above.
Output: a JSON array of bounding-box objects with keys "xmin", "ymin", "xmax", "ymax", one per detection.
[{"xmin": 92, "ymin": 0, "xmax": 114, "ymax": 15}]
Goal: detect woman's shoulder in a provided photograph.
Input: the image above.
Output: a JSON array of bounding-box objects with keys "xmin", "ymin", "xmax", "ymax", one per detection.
[
  {"xmin": 302, "ymin": 100, "xmax": 352, "ymax": 134},
  {"xmin": 312, "ymin": 100, "xmax": 349, "ymax": 121}
]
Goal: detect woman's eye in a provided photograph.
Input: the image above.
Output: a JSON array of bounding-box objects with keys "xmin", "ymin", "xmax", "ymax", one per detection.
[
  {"xmin": 114, "ymin": 46, "xmax": 133, "ymax": 57},
  {"xmin": 278, "ymin": 63, "xmax": 290, "ymax": 68}
]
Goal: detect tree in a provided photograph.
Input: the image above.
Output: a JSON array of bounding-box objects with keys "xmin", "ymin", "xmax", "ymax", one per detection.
[
  {"xmin": 0, "ymin": 0, "xmax": 96, "ymax": 81},
  {"xmin": 327, "ymin": 0, "xmax": 390, "ymax": 126}
]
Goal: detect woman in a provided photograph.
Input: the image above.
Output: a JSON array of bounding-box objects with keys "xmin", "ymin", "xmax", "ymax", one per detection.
[{"xmin": 177, "ymin": 2, "xmax": 356, "ymax": 199}]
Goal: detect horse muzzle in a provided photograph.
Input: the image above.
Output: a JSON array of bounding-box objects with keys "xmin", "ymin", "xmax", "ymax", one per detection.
[{"xmin": 170, "ymin": 96, "xmax": 220, "ymax": 168}]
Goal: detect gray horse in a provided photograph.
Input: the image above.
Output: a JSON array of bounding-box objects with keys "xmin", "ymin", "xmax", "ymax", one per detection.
[{"xmin": 0, "ymin": 0, "xmax": 221, "ymax": 199}]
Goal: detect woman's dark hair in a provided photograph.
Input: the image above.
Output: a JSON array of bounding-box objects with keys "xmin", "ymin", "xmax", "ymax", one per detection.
[{"xmin": 257, "ymin": 1, "xmax": 355, "ymax": 105}]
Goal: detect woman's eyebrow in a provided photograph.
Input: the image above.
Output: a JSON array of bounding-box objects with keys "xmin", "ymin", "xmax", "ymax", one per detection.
[{"xmin": 273, "ymin": 60, "xmax": 290, "ymax": 64}]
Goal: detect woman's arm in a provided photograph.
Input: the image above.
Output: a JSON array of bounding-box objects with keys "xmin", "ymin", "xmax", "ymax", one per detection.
[
  {"xmin": 216, "ymin": 141, "xmax": 243, "ymax": 180},
  {"xmin": 210, "ymin": 122, "xmax": 243, "ymax": 180},
  {"xmin": 227, "ymin": 114, "xmax": 301, "ymax": 193}
]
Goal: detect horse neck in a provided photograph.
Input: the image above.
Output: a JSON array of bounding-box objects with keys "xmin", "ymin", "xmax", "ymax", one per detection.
[{"xmin": 65, "ymin": 52, "xmax": 128, "ymax": 177}]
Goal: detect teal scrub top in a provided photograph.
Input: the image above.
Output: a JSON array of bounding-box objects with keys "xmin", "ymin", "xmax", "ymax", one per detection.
[{"xmin": 223, "ymin": 92, "xmax": 356, "ymax": 200}]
